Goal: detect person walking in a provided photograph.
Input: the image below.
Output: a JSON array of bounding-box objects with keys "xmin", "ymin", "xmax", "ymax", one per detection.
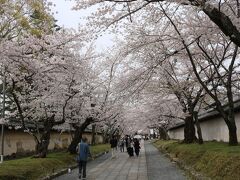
[
  {"xmin": 133, "ymin": 138, "xmax": 140, "ymax": 157},
  {"xmin": 125, "ymin": 135, "xmax": 130, "ymax": 149},
  {"xmin": 119, "ymin": 138, "xmax": 125, "ymax": 152},
  {"xmin": 76, "ymin": 137, "xmax": 92, "ymax": 180},
  {"xmin": 126, "ymin": 136, "xmax": 134, "ymax": 157},
  {"xmin": 110, "ymin": 136, "xmax": 118, "ymax": 158}
]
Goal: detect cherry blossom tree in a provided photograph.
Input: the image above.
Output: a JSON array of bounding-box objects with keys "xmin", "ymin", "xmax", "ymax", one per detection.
[
  {"xmin": 158, "ymin": 4, "xmax": 240, "ymax": 145},
  {"xmin": 91, "ymin": 50, "xmax": 127, "ymax": 142},
  {"xmin": 143, "ymin": 97, "xmax": 182, "ymax": 140},
  {"xmin": 76, "ymin": 0, "xmax": 240, "ymax": 145},
  {"xmin": 67, "ymin": 47, "xmax": 127, "ymax": 152},
  {"xmin": 0, "ymin": 0, "xmax": 105, "ymax": 157},
  {"xmin": 74, "ymin": 0, "xmax": 240, "ymax": 47},
  {"xmin": 0, "ymin": 28, "xmax": 93, "ymax": 157},
  {"xmin": 102, "ymin": 29, "xmax": 204, "ymax": 143}
]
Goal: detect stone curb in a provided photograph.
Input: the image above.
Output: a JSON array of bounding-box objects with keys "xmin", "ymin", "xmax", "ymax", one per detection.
[{"xmin": 42, "ymin": 151, "xmax": 109, "ymax": 180}]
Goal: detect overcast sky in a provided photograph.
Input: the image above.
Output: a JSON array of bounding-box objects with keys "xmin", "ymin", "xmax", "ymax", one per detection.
[{"xmin": 49, "ymin": 0, "xmax": 114, "ymax": 51}]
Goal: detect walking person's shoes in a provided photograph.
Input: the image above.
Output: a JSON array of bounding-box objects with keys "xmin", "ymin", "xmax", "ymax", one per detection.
[{"xmin": 78, "ymin": 174, "xmax": 81, "ymax": 179}]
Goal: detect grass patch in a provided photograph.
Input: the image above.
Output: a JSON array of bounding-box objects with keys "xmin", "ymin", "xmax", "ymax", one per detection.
[
  {"xmin": 90, "ymin": 143, "xmax": 110, "ymax": 155},
  {"xmin": 0, "ymin": 144, "xmax": 111, "ymax": 180},
  {"xmin": 153, "ymin": 140, "xmax": 240, "ymax": 180}
]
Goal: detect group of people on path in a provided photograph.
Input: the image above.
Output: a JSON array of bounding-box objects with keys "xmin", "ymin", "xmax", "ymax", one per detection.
[
  {"xmin": 110, "ymin": 135, "xmax": 141, "ymax": 158},
  {"xmin": 75, "ymin": 135, "xmax": 142, "ymax": 179}
]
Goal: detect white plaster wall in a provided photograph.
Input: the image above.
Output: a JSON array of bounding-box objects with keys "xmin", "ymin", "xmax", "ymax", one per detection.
[
  {"xmin": 200, "ymin": 117, "xmax": 228, "ymax": 141},
  {"xmin": 168, "ymin": 127, "xmax": 184, "ymax": 140},
  {"xmin": 4, "ymin": 131, "xmax": 74, "ymax": 156},
  {"xmin": 169, "ymin": 111, "xmax": 240, "ymax": 142},
  {"xmin": 235, "ymin": 112, "xmax": 240, "ymax": 140},
  {"xmin": 5, "ymin": 131, "xmax": 36, "ymax": 155},
  {"xmin": 4, "ymin": 130, "xmax": 104, "ymax": 156}
]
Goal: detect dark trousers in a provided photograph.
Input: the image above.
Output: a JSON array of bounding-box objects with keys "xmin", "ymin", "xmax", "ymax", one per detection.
[
  {"xmin": 120, "ymin": 145, "xmax": 124, "ymax": 152},
  {"xmin": 78, "ymin": 160, "xmax": 87, "ymax": 178},
  {"xmin": 135, "ymin": 148, "xmax": 140, "ymax": 156}
]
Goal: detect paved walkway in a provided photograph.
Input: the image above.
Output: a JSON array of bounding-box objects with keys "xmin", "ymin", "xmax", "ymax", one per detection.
[
  {"xmin": 54, "ymin": 141, "xmax": 186, "ymax": 180},
  {"xmin": 145, "ymin": 142, "xmax": 186, "ymax": 180}
]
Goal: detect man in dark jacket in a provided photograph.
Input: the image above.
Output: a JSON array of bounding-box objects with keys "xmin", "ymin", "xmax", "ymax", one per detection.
[
  {"xmin": 110, "ymin": 136, "xmax": 118, "ymax": 158},
  {"xmin": 133, "ymin": 138, "xmax": 140, "ymax": 157},
  {"xmin": 76, "ymin": 137, "xmax": 92, "ymax": 179}
]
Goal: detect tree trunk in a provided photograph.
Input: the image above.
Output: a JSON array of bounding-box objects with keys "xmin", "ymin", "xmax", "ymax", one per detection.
[
  {"xmin": 91, "ymin": 124, "xmax": 96, "ymax": 145},
  {"xmin": 183, "ymin": 115, "xmax": 197, "ymax": 143},
  {"xmin": 34, "ymin": 115, "xmax": 55, "ymax": 158},
  {"xmin": 158, "ymin": 126, "xmax": 169, "ymax": 140},
  {"xmin": 35, "ymin": 132, "xmax": 50, "ymax": 158},
  {"xmin": 103, "ymin": 131, "xmax": 110, "ymax": 143},
  {"xmin": 202, "ymin": 5, "xmax": 240, "ymax": 48},
  {"xmin": 226, "ymin": 120, "xmax": 238, "ymax": 145},
  {"xmin": 193, "ymin": 111, "xmax": 203, "ymax": 144},
  {"xmin": 68, "ymin": 117, "xmax": 93, "ymax": 154},
  {"xmin": 68, "ymin": 127, "xmax": 83, "ymax": 154},
  {"xmin": 217, "ymin": 104, "xmax": 238, "ymax": 145}
]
